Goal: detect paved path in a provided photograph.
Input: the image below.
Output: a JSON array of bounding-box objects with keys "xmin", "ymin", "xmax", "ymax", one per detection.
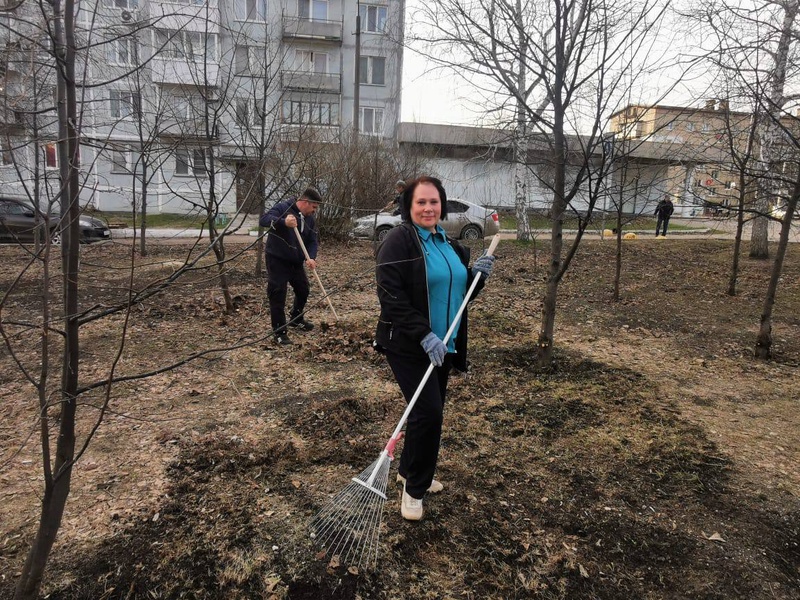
[{"xmin": 108, "ymin": 216, "xmax": 798, "ymax": 244}]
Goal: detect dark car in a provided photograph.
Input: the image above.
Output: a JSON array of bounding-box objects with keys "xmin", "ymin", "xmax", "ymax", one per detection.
[{"xmin": 0, "ymin": 197, "xmax": 112, "ymax": 244}]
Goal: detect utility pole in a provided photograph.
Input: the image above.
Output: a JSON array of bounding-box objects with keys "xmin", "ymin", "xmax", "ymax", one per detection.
[{"xmin": 353, "ymin": 10, "xmax": 360, "ymax": 133}]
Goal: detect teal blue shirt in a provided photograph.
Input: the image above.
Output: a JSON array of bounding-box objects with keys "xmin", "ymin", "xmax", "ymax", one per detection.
[{"xmin": 415, "ymin": 224, "xmax": 468, "ymax": 352}]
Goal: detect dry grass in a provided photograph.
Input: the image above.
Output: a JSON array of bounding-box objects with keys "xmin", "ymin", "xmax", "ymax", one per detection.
[{"xmin": 0, "ymin": 237, "xmax": 798, "ymax": 599}]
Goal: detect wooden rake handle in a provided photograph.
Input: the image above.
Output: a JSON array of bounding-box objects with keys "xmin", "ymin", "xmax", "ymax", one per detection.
[{"xmin": 293, "ymin": 226, "xmax": 339, "ymax": 321}]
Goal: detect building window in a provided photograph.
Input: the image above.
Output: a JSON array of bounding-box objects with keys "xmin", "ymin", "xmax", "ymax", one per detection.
[
  {"xmin": 110, "ymin": 90, "xmax": 141, "ymax": 119},
  {"xmin": 725, "ymin": 181, "xmax": 734, "ymax": 189},
  {"xmin": 175, "ymin": 148, "xmax": 209, "ymax": 176},
  {"xmin": 163, "ymin": 93, "xmax": 203, "ymax": 120},
  {"xmin": 235, "ymin": 45, "xmax": 259, "ymax": 75},
  {"xmin": 693, "ymin": 178, "xmax": 701, "ymax": 187},
  {"xmin": 702, "ymin": 122, "xmax": 710, "ymax": 131},
  {"xmin": 102, "ymin": 0, "xmax": 138, "ymax": 8},
  {"xmin": 359, "ymin": 107, "xmax": 383, "ymax": 135},
  {"xmin": 234, "ymin": 99, "xmax": 262, "ymax": 127},
  {"xmin": 665, "ymin": 121, "xmax": 674, "ymax": 131},
  {"xmin": 711, "ymin": 169, "xmax": 719, "ymax": 178},
  {"xmin": 111, "ymin": 149, "xmax": 130, "ymax": 173},
  {"xmin": 359, "ymin": 56, "xmax": 385, "ymax": 85},
  {"xmin": 155, "ymin": 30, "xmax": 216, "ymax": 62},
  {"xmin": 359, "ymin": 4, "xmax": 387, "ymax": 33},
  {"xmin": 298, "ymin": 0, "xmax": 327, "ymax": 20},
  {"xmin": 235, "ymin": 0, "xmax": 266, "ymax": 21},
  {"xmin": 44, "ymin": 143, "xmax": 58, "ymax": 169},
  {"xmin": 0, "ymin": 139, "xmax": 12, "ymax": 165},
  {"xmin": 686, "ymin": 121, "xmax": 695, "ymax": 131},
  {"xmin": 108, "ymin": 38, "xmax": 137, "ymax": 65},
  {"xmin": 282, "ymin": 100, "xmax": 338, "ymax": 125},
  {"xmin": 296, "ymin": 50, "xmax": 328, "ymax": 73}
]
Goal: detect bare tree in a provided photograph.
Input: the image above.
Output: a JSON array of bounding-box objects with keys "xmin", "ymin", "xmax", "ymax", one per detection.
[
  {"xmin": 414, "ymin": 0, "xmax": 671, "ymax": 367},
  {"xmin": 691, "ymin": 0, "xmax": 800, "ymax": 356},
  {"xmin": 693, "ymin": 0, "xmax": 800, "ymax": 259}
]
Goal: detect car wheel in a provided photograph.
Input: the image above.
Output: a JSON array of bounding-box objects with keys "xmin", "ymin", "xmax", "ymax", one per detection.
[
  {"xmin": 375, "ymin": 226, "xmax": 392, "ymax": 242},
  {"xmin": 460, "ymin": 224, "xmax": 482, "ymax": 240}
]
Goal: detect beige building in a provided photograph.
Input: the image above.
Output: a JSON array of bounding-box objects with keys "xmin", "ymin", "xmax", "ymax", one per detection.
[
  {"xmin": 609, "ymin": 100, "xmax": 757, "ymax": 213},
  {"xmin": 609, "ymin": 100, "xmax": 800, "ymax": 215}
]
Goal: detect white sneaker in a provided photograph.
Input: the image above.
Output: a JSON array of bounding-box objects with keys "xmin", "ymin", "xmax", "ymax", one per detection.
[
  {"xmin": 396, "ymin": 473, "xmax": 444, "ymax": 494},
  {"xmin": 401, "ymin": 484, "xmax": 424, "ymax": 521}
]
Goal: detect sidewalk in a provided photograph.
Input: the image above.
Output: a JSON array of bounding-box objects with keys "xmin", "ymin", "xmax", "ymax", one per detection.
[{"xmin": 109, "ymin": 216, "xmax": 798, "ymax": 243}]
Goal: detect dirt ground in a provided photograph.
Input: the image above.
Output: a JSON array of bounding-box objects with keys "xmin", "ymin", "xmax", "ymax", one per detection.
[{"xmin": 0, "ymin": 236, "xmax": 798, "ymax": 599}]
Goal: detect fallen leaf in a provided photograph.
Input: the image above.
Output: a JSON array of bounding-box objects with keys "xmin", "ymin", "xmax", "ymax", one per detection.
[{"xmin": 702, "ymin": 532, "xmax": 726, "ymax": 543}]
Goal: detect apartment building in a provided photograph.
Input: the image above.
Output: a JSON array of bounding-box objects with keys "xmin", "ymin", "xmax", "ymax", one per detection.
[
  {"xmin": 609, "ymin": 100, "xmax": 800, "ymax": 215},
  {"xmin": 0, "ymin": 0, "xmax": 404, "ymax": 215}
]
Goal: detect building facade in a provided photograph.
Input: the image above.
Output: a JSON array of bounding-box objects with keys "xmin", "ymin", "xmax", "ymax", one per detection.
[{"xmin": 0, "ymin": 0, "xmax": 405, "ymax": 215}]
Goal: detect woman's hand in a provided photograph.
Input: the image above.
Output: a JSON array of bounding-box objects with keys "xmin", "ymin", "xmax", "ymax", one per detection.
[
  {"xmin": 421, "ymin": 332, "xmax": 447, "ymax": 366},
  {"xmin": 472, "ymin": 253, "xmax": 495, "ymax": 279}
]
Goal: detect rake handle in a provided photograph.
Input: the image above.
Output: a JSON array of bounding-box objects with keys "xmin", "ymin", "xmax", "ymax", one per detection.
[
  {"xmin": 385, "ymin": 233, "xmax": 501, "ymax": 449},
  {"xmin": 293, "ymin": 226, "xmax": 339, "ymax": 320}
]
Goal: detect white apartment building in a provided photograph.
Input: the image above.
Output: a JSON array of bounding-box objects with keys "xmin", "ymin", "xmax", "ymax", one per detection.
[{"xmin": 0, "ymin": 0, "xmax": 404, "ymax": 215}]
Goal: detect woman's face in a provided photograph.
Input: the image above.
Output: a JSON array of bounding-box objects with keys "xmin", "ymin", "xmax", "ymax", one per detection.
[{"xmin": 410, "ymin": 182, "xmax": 442, "ymax": 232}]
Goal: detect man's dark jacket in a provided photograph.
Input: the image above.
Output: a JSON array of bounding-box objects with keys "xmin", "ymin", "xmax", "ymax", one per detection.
[
  {"xmin": 374, "ymin": 222, "xmax": 484, "ymax": 372},
  {"xmin": 655, "ymin": 199, "xmax": 674, "ymax": 218},
  {"xmin": 259, "ymin": 199, "xmax": 318, "ymax": 265}
]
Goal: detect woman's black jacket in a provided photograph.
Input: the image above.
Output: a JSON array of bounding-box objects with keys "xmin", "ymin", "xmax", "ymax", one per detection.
[{"xmin": 374, "ymin": 222, "xmax": 484, "ymax": 372}]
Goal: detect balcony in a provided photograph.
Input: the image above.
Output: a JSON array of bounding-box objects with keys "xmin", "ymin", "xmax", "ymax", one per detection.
[
  {"xmin": 282, "ymin": 15, "xmax": 342, "ymax": 42},
  {"xmin": 281, "ymin": 70, "xmax": 341, "ymax": 93},
  {"xmin": 151, "ymin": 59, "xmax": 219, "ymax": 86},
  {"xmin": 158, "ymin": 118, "xmax": 216, "ymax": 139}
]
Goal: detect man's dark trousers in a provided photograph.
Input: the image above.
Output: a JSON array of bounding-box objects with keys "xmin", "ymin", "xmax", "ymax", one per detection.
[
  {"xmin": 267, "ymin": 255, "xmax": 309, "ymax": 334},
  {"xmin": 656, "ymin": 215, "xmax": 670, "ymax": 236}
]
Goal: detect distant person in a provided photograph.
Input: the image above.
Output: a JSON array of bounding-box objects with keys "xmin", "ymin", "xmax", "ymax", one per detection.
[
  {"xmin": 374, "ymin": 175, "xmax": 496, "ymax": 521},
  {"xmin": 259, "ymin": 188, "xmax": 322, "ymax": 346},
  {"xmin": 381, "ymin": 179, "xmax": 406, "ymax": 214},
  {"xmin": 655, "ymin": 195, "xmax": 674, "ymax": 237},
  {"xmin": 392, "ymin": 179, "xmax": 406, "ymax": 213}
]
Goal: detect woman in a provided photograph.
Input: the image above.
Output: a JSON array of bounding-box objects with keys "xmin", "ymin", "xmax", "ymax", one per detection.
[{"xmin": 374, "ymin": 176, "xmax": 495, "ymax": 521}]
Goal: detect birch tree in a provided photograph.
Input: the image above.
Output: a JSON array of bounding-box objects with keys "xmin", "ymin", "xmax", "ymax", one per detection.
[{"xmin": 413, "ymin": 0, "xmax": 671, "ymax": 367}]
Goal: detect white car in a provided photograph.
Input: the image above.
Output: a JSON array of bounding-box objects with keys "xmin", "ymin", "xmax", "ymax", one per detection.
[{"xmin": 353, "ymin": 198, "xmax": 500, "ymax": 241}]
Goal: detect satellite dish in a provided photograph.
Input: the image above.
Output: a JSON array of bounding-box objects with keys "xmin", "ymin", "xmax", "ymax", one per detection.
[{"xmin": 121, "ymin": 10, "xmax": 132, "ymax": 21}]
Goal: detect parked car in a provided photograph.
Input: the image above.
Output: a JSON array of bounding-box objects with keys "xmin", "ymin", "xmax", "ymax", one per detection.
[
  {"xmin": 353, "ymin": 198, "xmax": 500, "ymax": 241},
  {"xmin": 0, "ymin": 197, "xmax": 112, "ymax": 244}
]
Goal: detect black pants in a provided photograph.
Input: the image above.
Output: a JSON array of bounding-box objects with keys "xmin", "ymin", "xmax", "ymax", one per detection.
[
  {"xmin": 266, "ymin": 255, "xmax": 309, "ymax": 334},
  {"xmin": 386, "ymin": 351, "xmax": 452, "ymax": 499},
  {"xmin": 656, "ymin": 215, "xmax": 670, "ymax": 236}
]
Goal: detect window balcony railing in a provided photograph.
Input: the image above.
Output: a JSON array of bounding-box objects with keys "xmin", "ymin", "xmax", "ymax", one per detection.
[
  {"xmin": 282, "ymin": 15, "xmax": 342, "ymax": 42},
  {"xmin": 280, "ymin": 70, "xmax": 341, "ymax": 93}
]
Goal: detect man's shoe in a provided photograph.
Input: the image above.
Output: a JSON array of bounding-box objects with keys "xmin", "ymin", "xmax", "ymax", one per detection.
[
  {"xmin": 401, "ymin": 484, "xmax": 424, "ymax": 521},
  {"xmin": 288, "ymin": 318, "xmax": 314, "ymax": 332},
  {"xmin": 396, "ymin": 474, "xmax": 443, "ymax": 494},
  {"xmin": 275, "ymin": 333, "xmax": 293, "ymax": 346}
]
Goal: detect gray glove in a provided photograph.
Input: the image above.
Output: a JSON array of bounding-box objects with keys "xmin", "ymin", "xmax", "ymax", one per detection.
[
  {"xmin": 421, "ymin": 332, "xmax": 447, "ymax": 367},
  {"xmin": 472, "ymin": 253, "xmax": 495, "ymax": 279}
]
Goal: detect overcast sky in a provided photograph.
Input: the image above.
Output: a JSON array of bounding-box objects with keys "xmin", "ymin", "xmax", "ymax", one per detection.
[{"xmin": 398, "ymin": 0, "xmax": 717, "ymax": 128}]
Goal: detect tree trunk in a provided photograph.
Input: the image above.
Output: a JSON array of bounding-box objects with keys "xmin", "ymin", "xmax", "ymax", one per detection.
[
  {"xmin": 536, "ymin": 130, "xmax": 565, "ymax": 368},
  {"xmin": 16, "ymin": 0, "xmax": 80, "ymax": 595},
  {"xmin": 754, "ymin": 176, "xmax": 798, "ymax": 358},
  {"xmin": 613, "ymin": 208, "xmax": 623, "ymax": 302},
  {"xmin": 513, "ymin": 0, "xmax": 531, "ymax": 243},
  {"xmin": 748, "ymin": 210, "xmax": 770, "ymax": 259},
  {"xmin": 727, "ymin": 186, "xmax": 746, "ymax": 296},
  {"xmin": 140, "ymin": 163, "xmax": 148, "ymax": 257},
  {"xmin": 14, "ymin": 466, "xmax": 74, "ymax": 599}
]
